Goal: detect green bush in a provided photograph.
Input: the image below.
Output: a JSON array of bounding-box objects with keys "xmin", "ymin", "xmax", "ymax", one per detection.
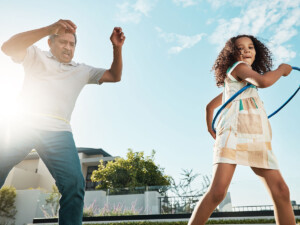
[
  {"xmin": 0, "ymin": 186, "xmax": 17, "ymax": 219},
  {"xmin": 0, "ymin": 186, "xmax": 17, "ymax": 225},
  {"xmin": 91, "ymin": 149, "xmax": 171, "ymax": 190}
]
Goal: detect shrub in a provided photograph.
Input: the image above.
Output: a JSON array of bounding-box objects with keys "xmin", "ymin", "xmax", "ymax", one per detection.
[
  {"xmin": 0, "ymin": 186, "xmax": 17, "ymax": 219},
  {"xmin": 83, "ymin": 200, "xmax": 141, "ymax": 217},
  {"xmin": 0, "ymin": 186, "xmax": 17, "ymax": 225},
  {"xmin": 40, "ymin": 185, "xmax": 60, "ymax": 218}
]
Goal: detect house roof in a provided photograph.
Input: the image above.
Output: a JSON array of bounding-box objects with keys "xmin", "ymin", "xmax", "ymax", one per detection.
[
  {"xmin": 77, "ymin": 148, "xmax": 111, "ymax": 157},
  {"xmin": 24, "ymin": 147, "xmax": 112, "ymax": 160}
]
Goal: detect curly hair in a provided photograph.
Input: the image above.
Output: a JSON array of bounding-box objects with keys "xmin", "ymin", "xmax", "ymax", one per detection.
[{"xmin": 212, "ymin": 35, "xmax": 273, "ymax": 87}]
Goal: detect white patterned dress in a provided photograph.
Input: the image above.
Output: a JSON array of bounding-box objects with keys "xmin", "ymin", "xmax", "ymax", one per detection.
[{"xmin": 213, "ymin": 61, "xmax": 279, "ymax": 169}]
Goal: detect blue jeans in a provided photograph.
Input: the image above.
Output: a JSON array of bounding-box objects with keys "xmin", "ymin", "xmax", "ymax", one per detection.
[{"xmin": 0, "ymin": 121, "xmax": 85, "ymax": 225}]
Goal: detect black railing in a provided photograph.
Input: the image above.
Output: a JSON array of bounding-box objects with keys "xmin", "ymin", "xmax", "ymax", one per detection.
[
  {"xmin": 159, "ymin": 195, "xmax": 300, "ymax": 214},
  {"xmin": 232, "ymin": 204, "xmax": 300, "ymax": 212}
]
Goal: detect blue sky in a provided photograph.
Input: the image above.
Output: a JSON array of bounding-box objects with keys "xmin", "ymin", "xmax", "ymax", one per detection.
[{"xmin": 0, "ymin": 0, "xmax": 299, "ymax": 207}]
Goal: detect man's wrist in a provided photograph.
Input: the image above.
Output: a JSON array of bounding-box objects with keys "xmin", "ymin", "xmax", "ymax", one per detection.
[
  {"xmin": 40, "ymin": 26, "xmax": 52, "ymax": 37},
  {"xmin": 112, "ymin": 45, "xmax": 122, "ymax": 50}
]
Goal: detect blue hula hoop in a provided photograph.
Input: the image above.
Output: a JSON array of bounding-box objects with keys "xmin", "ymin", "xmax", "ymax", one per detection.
[{"xmin": 212, "ymin": 66, "xmax": 300, "ymax": 133}]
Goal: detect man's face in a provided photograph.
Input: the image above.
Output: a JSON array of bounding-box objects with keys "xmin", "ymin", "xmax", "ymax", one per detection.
[{"xmin": 48, "ymin": 33, "xmax": 76, "ymax": 63}]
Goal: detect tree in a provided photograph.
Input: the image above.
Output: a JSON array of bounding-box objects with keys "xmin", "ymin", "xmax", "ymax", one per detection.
[
  {"xmin": 0, "ymin": 186, "xmax": 17, "ymax": 220},
  {"xmin": 170, "ymin": 169, "xmax": 210, "ymax": 197},
  {"xmin": 91, "ymin": 149, "xmax": 172, "ymax": 191},
  {"xmin": 41, "ymin": 185, "xmax": 61, "ymax": 218},
  {"xmin": 160, "ymin": 169, "xmax": 210, "ymax": 213}
]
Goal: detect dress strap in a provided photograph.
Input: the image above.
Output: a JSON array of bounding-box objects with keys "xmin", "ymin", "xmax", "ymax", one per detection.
[{"xmin": 227, "ymin": 61, "xmax": 250, "ymax": 82}]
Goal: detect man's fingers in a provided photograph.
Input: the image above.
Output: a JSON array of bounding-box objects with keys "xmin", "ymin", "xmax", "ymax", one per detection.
[
  {"xmin": 120, "ymin": 32, "xmax": 125, "ymax": 40},
  {"xmin": 62, "ymin": 21, "xmax": 76, "ymax": 32},
  {"xmin": 110, "ymin": 27, "xmax": 125, "ymax": 45},
  {"xmin": 112, "ymin": 28, "xmax": 125, "ymax": 39},
  {"xmin": 66, "ymin": 20, "xmax": 77, "ymax": 30},
  {"xmin": 114, "ymin": 27, "xmax": 122, "ymax": 33},
  {"xmin": 57, "ymin": 20, "xmax": 68, "ymax": 29},
  {"xmin": 57, "ymin": 19, "xmax": 76, "ymax": 33}
]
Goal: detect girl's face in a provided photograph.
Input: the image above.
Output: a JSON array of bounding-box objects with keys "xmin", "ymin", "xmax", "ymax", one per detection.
[{"xmin": 235, "ymin": 37, "xmax": 256, "ymax": 66}]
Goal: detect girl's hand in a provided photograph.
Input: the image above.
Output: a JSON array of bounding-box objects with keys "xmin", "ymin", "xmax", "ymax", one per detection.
[
  {"xmin": 278, "ymin": 64, "xmax": 292, "ymax": 77},
  {"xmin": 206, "ymin": 93, "xmax": 222, "ymax": 140},
  {"xmin": 208, "ymin": 128, "xmax": 216, "ymax": 139}
]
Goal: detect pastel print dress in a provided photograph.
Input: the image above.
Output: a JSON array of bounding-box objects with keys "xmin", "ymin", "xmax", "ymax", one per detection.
[{"xmin": 213, "ymin": 61, "xmax": 279, "ymax": 169}]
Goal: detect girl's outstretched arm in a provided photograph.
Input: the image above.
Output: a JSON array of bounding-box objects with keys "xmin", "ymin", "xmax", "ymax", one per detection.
[
  {"xmin": 232, "ymin": 63, "xmax": 292, "ymax": 88},
  {"xmin": 206, "ymin": 93, "xmax": 223, "ymax": 139}
]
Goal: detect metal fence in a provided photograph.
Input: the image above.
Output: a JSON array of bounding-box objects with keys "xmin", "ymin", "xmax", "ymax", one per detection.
[
  {"xmin": 159, "ymin": 195, "xmax": 300, "ymax": 214},
  {"xmin": 232, "ymin": 204, "xmax": 300, "ymax": 212}
]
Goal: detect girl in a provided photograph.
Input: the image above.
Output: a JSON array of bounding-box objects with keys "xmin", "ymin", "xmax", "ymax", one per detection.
[{"xmin": 188, "ymin": 35, "xmax": 296, "ymax": 225}]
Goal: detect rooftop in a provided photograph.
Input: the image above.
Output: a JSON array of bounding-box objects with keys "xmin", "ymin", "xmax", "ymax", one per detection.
[{"xmin": 24, "ymin": 147, "xmax": 112, "ymax": 160}]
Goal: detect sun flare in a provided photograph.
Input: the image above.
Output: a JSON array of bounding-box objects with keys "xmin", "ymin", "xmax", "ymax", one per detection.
[{"xmin": 0, "ymin": 56, "xmax": 24, "ymax": 120}]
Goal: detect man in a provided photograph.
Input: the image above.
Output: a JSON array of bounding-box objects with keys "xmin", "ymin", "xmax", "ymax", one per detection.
[{"xmin": 0, "ymin": 19, "xmax": 125, "ymax": 224}]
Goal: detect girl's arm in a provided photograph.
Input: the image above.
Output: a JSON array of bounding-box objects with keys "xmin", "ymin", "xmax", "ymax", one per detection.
[
  {"xmin": 232, "ymin": 63, "xmax": 292, "ymax": 88},
  {"xmin": 206, "ymin": 92, "xmax": 223, "ymax": 139}
]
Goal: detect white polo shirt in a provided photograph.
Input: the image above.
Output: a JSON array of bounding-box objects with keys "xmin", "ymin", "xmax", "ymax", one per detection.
[{"xmin": 17, "ymin": 45, "xmax": 106, "ymax": 132}]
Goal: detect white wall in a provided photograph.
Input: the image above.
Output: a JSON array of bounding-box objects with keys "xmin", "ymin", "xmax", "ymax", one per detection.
[
  {"xmin": 5, "ymin": 154, "xmax": 114, "ymax": 192},
  {"xmin": 14, "ymin": 190, "xmax": 43, "ymax": 225},
  {"xmin": 84, "ymin": 190, "xmax": 162, "ymax": 215},
  {"xmin": 4, "ymin": 167, "xmax": 40, "ymax": 190},
  {"xmin": 10, "ymin": 189, "xmax": 163, "ymax": 225},
  {"xmin": 15, "ymin": 159, "xmax": 38, "ymax": 173},
  {"xmin": 36, "ymin": 161, "xmax": 55, "ymax": 191}
]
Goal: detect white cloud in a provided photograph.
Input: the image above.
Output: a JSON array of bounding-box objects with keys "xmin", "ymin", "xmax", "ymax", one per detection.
[
  {"xmin": 173, "ymin": 0, "xmax": 248, "ymax": 8},
  {"xmin": 209, "ymin": 0, "xmax": 300, "ymax": 62},
  {"xmin": 116, "ymin": 2, "xmax": 141, "ymax": 24},
  {"xmin": 173, "ymin": 0, "xmax": 200, "ymax": 7},
  {"xmin": 115, "ymin": 0, "xmax": 157, "ymax": 24},
  {"xmin": 156, "ymin": 27, "xmax": 206, "ymax": 54},
  {"xmin": 268, "ymin": 44, "xmax": 296, "ymax": 63},
  {"xmin": 206, "ymin": 18, "xmax": 215, "ymax": 25},
  {"xmin": 134, "ymin": 0, "xmax": 156, "ymax": 16},
  {"xmin": 206, "ymin": 0, "xmax": 248, "ymax": 9}
]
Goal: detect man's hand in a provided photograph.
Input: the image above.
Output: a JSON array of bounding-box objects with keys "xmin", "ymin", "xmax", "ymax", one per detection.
[
  {"xmin": 110, "ymin": 27, "xmax": 125, "ymax": 47},
  {"xmin": 99, "ymin": 27, "xmax": 125, "ymax": 83},
  {"xmin": 47, "ymin": 19, "xmax": 77, "ymax": 36}
]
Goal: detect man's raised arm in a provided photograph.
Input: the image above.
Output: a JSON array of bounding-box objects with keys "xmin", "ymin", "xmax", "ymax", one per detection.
[
  {"xmin": 99, "ymin": 27, "xmax": 125, "ymax": 83},
  {"xmin": 1, "ymin": 19, "xmax": 77, "ymax": 62}
]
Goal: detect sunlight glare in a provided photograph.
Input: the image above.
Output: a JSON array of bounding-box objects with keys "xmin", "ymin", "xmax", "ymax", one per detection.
[{"xmin": 0, "ymin": 55, "xmax": 23, "ymax": 121}]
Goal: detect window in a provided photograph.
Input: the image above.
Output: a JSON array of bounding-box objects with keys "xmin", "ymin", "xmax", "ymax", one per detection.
[{"xmin": 85, "ymin": 166, "xmax": 100, "ymax": 190}]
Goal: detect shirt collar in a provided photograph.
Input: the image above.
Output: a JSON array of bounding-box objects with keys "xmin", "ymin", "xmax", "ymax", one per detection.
[{"xmin": 46, "ymin": 50, "xmax": 77, "ymax": 67}]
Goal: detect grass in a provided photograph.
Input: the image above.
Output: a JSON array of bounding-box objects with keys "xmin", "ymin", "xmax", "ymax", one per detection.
[
  {"xmin": 35, "ymin": 218, "xmax": 300, "ymax": 225},
  {"xmin": 81, "ymin": 218, "xmax": 300, "ymax": 224}
]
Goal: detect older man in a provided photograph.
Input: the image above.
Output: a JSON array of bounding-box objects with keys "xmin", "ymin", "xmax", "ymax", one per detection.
[{"xmin": 1, "ymin": 19, "xmax": 125, "ymax": 224}]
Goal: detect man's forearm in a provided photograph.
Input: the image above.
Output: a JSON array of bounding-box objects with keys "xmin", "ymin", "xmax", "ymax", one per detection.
[
  {"xmin": 108, "ymin": 46, "xmax": 123, "ymax": 82},
  {"xmin": 1, "ymin": 26, "xmax": 49, "ymax": 56}
]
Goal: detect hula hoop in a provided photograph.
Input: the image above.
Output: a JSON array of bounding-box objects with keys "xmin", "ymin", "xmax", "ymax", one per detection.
[{"xmin": 212, "ymin": 67, "xmax": 300, "ymax": 133}]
